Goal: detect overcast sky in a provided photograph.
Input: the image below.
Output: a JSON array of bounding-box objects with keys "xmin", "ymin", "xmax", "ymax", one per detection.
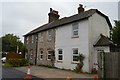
[{"xmin": 1, "ymin": 0, "xmax": 120, "ymax": 42}]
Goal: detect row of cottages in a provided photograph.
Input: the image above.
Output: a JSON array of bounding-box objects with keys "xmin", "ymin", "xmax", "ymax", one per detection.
[{"xmin": 24, "ymin": 4, "xmax": 113, "ymax": 73}]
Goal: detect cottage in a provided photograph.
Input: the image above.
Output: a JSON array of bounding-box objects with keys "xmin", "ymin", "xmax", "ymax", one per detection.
[{"xmin": 24, "ymin": 4, "xmax": 112, "ymax": 73}]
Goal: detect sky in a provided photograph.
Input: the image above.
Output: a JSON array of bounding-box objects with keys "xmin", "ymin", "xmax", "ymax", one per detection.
[{"xmin": 0, "ymin": 0, "xmax": 120, "ymax": 42}]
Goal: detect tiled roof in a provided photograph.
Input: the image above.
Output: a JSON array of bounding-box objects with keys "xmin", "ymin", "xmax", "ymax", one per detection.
[
  {"xmin": 94, "ymin": 34, "xmax": 113, "ymax": 47},
  {"xmin": 24, "ymin": 9, "xmax": 112, "ymax": 36}
]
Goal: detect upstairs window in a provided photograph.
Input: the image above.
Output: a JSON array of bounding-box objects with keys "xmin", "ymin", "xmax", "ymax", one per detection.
[
  {"xmin": 32, "ymin": 35, "xmax": 34, "ymax": 43},
  {"xmin": 39, "ymin": 33, "xmax": 43, "ymax": 42},
  {"xmin": 72, "ymin": 48, "xmax": 79, "ymax": 62},
  {"xmin": 36, "ymin": 34, "xmax": 38, "ymax": 40},
  {"xmin": 58, "ymin": 49, "xmax": 63, "ymax": 61},
  {"xmin": 72, "ymin": 23, "xmax": 79, "ymax": 37},
  {"xmin": 48, "ymin": 30, "xmax": 52, "ymax": 41}
]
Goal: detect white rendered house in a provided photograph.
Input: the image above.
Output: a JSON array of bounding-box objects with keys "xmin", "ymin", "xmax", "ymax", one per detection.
[{"xmin": 54, "ymin": 6, "xmax": 112, "ymax": 72}]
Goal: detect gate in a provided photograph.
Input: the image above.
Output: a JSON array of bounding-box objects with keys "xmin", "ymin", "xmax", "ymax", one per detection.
[{"xmin": 98, "ymin": 52, "xmax": 120, "ymax": 79}]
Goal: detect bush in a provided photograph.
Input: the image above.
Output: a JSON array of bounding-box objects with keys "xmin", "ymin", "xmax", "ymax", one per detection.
[
  {"xmin": 91, "ymin": 68, "xmax": 97, "ymax": 74},
  {"xmin": 73, "ymin": 63, "xmax": 83, "ymax": 73},
  {"xmin": 7, "ymin": 58, "xmax": 29, "ymax": 67},
  {"xmin": 74, "ymin": 53, "xmax": 85, "ymax": 73}
]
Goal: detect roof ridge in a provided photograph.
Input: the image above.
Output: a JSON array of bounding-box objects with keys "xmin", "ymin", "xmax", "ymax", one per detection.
[{"xmin": 24, "ymin": 9, "xmax": 111, "ymax": 36}]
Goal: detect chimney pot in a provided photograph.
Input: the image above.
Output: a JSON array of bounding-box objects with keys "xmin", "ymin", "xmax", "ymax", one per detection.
[
  {"xmin": 78, "ymin": 4, "xmax": 84, "ymax": 14},
  {"xmin": 79, "ymin": 4, "xmax": 83, "ymax": 7},
  {"xmin": 50, "ymin": 8, "xmax": 53, "ymax": 12}
]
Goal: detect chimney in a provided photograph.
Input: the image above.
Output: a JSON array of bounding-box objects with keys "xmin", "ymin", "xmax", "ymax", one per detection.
[
  {"xmin": 78, "ymin": 4, "xmax": 84, "ymax": 14},
  {"xmin": 48, "ymin": 8, "xmax": 60, "ymax": 23}
]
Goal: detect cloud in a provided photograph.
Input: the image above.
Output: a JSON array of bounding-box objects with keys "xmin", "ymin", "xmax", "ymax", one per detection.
[{"xmin": 1, "ymin": 2, "xmax": 118, "ymax": 42}]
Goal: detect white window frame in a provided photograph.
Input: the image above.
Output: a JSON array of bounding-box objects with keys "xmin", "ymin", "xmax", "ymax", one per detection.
[
  {"xmin": 58, "ymin": 49, "xmax": 63, "ymax": 61},
  {"xmin": 39, "ymin": 50, "xmax": 43, "ymax": 60},
  {"xmin": 31, "ymin": 35, "xmax": 34, "ymax": 43},
  {"xmin": 72, "ymin": 23, "xmax": 79, "ymax": 37},
  {"xmin": 39, "ymin": 33, "xmax": 43, "ymax": 42},
  {"xmin": 47, "ymin": 50, "xmax": 52, "ymax": 60},
  {"xmin": 30, "ymin": 50, "xmax": 33, "ymax": 60},
  {"xmin": 47, "ymin": 30, "xmax": 52, "ymax": 41},
  {"xmin": 72, "ymin": 48, "xmax": 79, "ymax": 62}
]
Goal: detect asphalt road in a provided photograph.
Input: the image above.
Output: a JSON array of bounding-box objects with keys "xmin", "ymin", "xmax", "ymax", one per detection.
[{"xmin": 2, "ymin": 67, "xmax": 44, "ymax": 80}]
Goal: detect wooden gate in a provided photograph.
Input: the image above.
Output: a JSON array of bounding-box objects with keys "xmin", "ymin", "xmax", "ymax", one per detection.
[{"xmin": 98, "ymin": 52, "xmax": 120, "ymax": 79}]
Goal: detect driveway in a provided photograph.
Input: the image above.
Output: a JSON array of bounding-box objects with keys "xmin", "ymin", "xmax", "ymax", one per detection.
[
  {"xmin": 2, "ymin": 67, "xmax": 44, "ymax": 80},
  {"xmin": 15, "ymin": 66, "xmax": 94, "ymax": 79}
]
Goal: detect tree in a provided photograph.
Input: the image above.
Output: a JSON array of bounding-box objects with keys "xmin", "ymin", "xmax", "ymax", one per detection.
[
  {"xmin": 1, "ymin": 34, "xmax": 27, "ymax": 57},
  {"xmin": 111, "ymin": 20, "xmax": 120, "ymax": 46}
]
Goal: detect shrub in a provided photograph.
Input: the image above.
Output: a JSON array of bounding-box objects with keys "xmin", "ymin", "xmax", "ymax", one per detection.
[
  {"xmin": 91, "ymin": 68, "xmax": 97, "ymax": 74},
  {"xmin": 7, "ymin": 58, "xmax": 29, "ymax": 67},
  {"xmin": 74, "ymin": 53, "xmax": 85, "ymax": 73}
]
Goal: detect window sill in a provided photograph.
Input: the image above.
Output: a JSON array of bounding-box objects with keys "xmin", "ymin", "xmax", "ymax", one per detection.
[
  {"xmin": 47, "ymin": 40, "xmax": 52, "ymax": 42},
  {"xmin": 47, "ymin": 59, "xmax": 51, "ymax": 61},
  {"xmin": 71, "ymin": 61, "xmax": 79, "ymax": 64},
  {"xmin": 57, "ymin": 60, "xmax": 63, "ymax": 63},
  {"xmin": 72, "ymin": 36, "xmax": 79, "ymax": 38}
]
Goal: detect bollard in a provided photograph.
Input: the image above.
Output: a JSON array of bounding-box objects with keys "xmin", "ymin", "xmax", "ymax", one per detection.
[
  {"xmin": 93, "ymin": 74, "xmax": 97, "ymax": 80},
  {"xmin": 26, "ymin": 64, "xmax": 31, "ymax": 80}
]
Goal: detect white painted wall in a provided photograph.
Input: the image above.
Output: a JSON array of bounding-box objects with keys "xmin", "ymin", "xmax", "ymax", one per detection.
[
  {"xmin": 55, "ymin": 20, "xmax": 90, "ymax": 72},
  {"xmin": 88, "ymin": 13, "xmax": 110, "ymax": 71},
  {"xmin": 55, "ymin": 12, "xmax": 110, "ymax": 73}
]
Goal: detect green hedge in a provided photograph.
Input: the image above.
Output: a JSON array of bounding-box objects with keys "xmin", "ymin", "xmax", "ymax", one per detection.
[{"xmin": 7, "ymin": 58, "xmax": 29, "ymax": 67}]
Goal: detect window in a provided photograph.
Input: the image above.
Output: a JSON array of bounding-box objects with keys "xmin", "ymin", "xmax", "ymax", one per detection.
[
  {"xmin": 72, "ymin": 23, "xmax": 79, "ymax": 37},
  {"xmin": 58, "ymin": 49, "xmax": 63, "ymax": 61},
  {"xmin": 47, "ymin": 51, "xmax": 52, "ymax": 60},
  {"xmin": 30, "ymin": 50, "xmax": 33, "ymax": 60},
  {"xmin": 39, "ymin": 50, "xmax": 43, "ymax": 60},
  {"xmin": 48, "ymin": 30, "xmax": 52, "ymax": 41},
  {"xmin": 26, "ymin": 37, "xmax": 29, "ymax": 44},
  {"xmin": 36, "ymin": 35, "xmax": 38, "ymax": 40},
  {"xmin": 72, "ymin": 48, "xmax": 79, "ymax": 62},
  {"xmin": 32, "ymin": 35, "xmax": 34, "ymax": 43},
  {"xmin": 39, "ymin": 33, "xmax": 43, "ymax": 42}
]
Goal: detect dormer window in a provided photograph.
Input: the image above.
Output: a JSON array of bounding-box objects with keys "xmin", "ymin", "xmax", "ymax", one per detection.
[{"xmin": 72, "ymin": 23, "xmax": 79, "ymax": 37}]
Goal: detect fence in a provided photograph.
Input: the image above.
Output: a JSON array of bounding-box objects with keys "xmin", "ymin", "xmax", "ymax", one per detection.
[
  {"xmin": 6, "ymin": 52, "xmax": 23, "ymax": 60},
  {"xmin": 98, "ymin": 52, "xmax": 120, "ymax": 79}
]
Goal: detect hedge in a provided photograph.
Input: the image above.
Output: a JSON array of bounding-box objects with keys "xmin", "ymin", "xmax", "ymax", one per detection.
[{"xmin": 7, "ymin": 58, "xmax": 29, "ymax": 67}]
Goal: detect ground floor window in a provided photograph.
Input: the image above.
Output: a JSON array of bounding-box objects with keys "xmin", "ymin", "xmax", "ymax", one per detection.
[
  {"xmin": 72, "ymin": 48, "xmax": 79, "ymax": 62},
  {"xmin": 40, "ymin": 50, "xmax": 43, "ymax": 60},
  {"xmin": 30, "ymin": 50, "xmax": 33, "ymax": 60},
  {"xmin": 58, "ymin": 49, "xmax": 63, "ymax": 61},
  {"xmin": 47, "ymin": 50, "xmax": 52, "ymax": 60}
]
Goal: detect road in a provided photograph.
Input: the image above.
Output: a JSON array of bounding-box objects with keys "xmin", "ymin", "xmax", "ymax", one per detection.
[{"xmin": 2, "ymin": 67, "xmax": 44, "ymax": 80}]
